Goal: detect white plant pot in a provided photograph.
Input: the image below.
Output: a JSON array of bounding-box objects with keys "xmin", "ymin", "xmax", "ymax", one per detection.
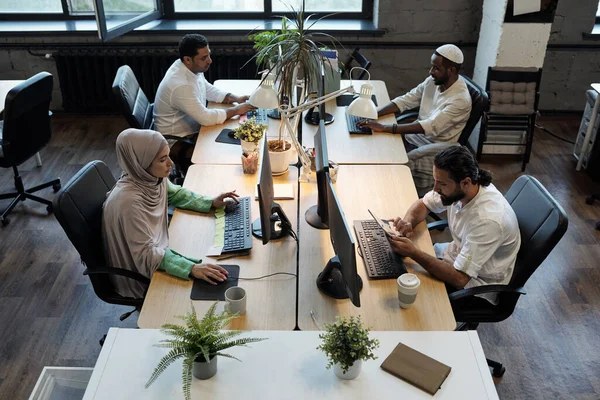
[
  {"xmin": 193, "ymin": 355, "xmax": 217, "ymax": 380},
  {"xmin": 241, "ymin": 139, "xmax": 259, "ymax": 155},
  {"xmin": 268, "ymin": 140, "xmax": 292, "ymax": 175},
  {"xmin": 333, "ymin": 360, "xmax": 362, "ymax": 380}
]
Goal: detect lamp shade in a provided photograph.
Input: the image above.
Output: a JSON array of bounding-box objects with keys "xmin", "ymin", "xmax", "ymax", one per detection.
[
  {"xmin": 346, "ymin": 83, "xmax": 378, "ymax": 119},
  {"xmin": 249, "ymin": 75, "xmax": 279, "ymax": 109}
]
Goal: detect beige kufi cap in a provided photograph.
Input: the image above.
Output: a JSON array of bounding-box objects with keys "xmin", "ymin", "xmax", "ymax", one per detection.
[{"xmin": 436, "ymin": 44, "xmax": 464, "ymax": 64}]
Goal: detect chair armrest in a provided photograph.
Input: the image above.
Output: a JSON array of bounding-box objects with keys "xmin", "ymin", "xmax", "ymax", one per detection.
[
  {"xmin": 427, "ymin": 220, "xmax": 449, "ymax": 231},
  {"xmin": 163, "ymin": 135, "xmax": 196, "ymax": 146},
  {"xmin": 396, "ymin": 111, "xmax": 419, "ymax": 123},
  {"xmin": 83, "ymin": 267, "xmax": 151, "ymax": 285},
  {"xmin": 449, "ymin": 285, "xmax": 526, "ymax": 301}
]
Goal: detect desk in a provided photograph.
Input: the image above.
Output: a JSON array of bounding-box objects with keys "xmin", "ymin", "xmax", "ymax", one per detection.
[
  {"xmin": 298, "ymin": 165, "xmax": 456, "ymax": 331},
  {"xmin": 0, "ymin": 80, "xmax": 24, "ymax": 112},
  {"xmin": 137, "ymin": 164, "xmax": 298, "ymax": 330},
  {"xmin": 302, "ymin": 80, "xmax": 408, "ymax": 164},
  {"xmin": 84, "ymin": 328, "xmax": 499, "ymax": 400}
]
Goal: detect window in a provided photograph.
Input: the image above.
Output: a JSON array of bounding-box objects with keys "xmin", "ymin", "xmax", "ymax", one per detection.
[{"xmin": 0, "ymin": 0, "xmax": 62, "ymax": 13}]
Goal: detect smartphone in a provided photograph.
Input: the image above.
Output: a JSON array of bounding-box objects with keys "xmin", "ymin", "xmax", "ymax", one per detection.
[{"xmin": 368, "ymin": 209, "xmax": 404, "ymax": 239}]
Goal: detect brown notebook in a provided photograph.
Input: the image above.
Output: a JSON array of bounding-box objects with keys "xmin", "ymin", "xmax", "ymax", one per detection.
[{"xmin": 380, "ymin": 342, "xmax": 452, "ymax": 395}]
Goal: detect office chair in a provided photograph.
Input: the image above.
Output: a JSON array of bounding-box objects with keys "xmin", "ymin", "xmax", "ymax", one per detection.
[
  {"xmin": 428, "ymin": 175, "xmax": 568, "ymax": 377},
  {"xmin": 342, "ymin": 48, "xmax": 372, "ymax": 80},
  {"xmin": 112, "ymin": 65, "xmax": 193, "ymax": 183},
  {"xmin": 53, "ymin": 160, "xmax": 150, "ymax": 323},
  {"xmin": 0, "ymin": 72, "xmax": 61, "ymax": 227},
  {"xmin": 405, "ymin": 75, "xmax": 489, "ymax": 197}
]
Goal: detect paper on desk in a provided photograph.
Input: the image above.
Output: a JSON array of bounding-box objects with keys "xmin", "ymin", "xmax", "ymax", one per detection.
[
  {"xmin": 212, "ymin": 207, "xmax": 225, "ymax": 254},
  {"xmin": 254, "ymin": 183, "xmax": 294, "ymax": 200},
  {"xmin": 206, "ymin": 245, "xmax": 224, "ymax": 257},
  {"xmin": 513, "ymin": 0, "xmax": 540, "ymax": 16}
]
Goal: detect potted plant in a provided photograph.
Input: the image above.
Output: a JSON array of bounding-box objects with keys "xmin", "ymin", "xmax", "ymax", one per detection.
[
  {"xmin": 249, "ymin": 0, "xmax": 340, "ymax": 173},
  {"xmin": 233, "ymin": 116, "xmax": 266, "ymax": 154},
  {"xmin": 145, "ymin": 302, "xmax": 266, "ymax": 400},
  {"xmin": 317, "ymin": 315, "xmax": 380, "ymax": 380}
]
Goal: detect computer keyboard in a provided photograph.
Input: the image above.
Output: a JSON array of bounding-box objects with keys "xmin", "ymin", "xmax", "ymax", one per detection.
[
  {"xmin": 246, "ymin": 108, "xmax": 269, "ymax": 125},
  {"xmin": 345, "ymin": 111, "xmax": 372, "ymax": 134},
  {"xmin": 222, "ymin": 196, "xmax": 253, "ymax": 253},
  {"xmin": 353, "ymin": 220, "xmax": 406, "ymax": 279}
]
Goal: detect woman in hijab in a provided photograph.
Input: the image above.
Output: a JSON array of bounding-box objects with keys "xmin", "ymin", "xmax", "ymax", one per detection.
[{"xmin": 102, "ymin": 128, "xmax": 236, "ymax": 299}]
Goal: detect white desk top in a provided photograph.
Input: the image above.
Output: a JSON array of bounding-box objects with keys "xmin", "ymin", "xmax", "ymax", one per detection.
[{"xmin": 83, "ymin": 328, "xmax": 498, "ymax": 400}]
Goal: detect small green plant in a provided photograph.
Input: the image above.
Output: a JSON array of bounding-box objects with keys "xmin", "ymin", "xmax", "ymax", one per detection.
[
  {"xmin": 145, "ymin": 302, "xmax": 266, "ymax": 400},
  {"xmin": 233, "ymin": 117, "xmax": 266, "ymax": 143},
  {"xmin": 317, "ymin": 316, "xmax": 380, "ymax": 374}
]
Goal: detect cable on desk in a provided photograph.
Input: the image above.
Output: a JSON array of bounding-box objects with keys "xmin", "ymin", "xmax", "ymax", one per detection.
[
  {"xmin": 535, "ymin": 123, "xmax": 576, "ymax": 145},
  {"xmin": 227, "ymin": 272, "xmax": 297, "ymax": 281}
]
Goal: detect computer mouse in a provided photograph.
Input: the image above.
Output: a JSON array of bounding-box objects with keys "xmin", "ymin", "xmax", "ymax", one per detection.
[
  {"xmin": 224, "ymin": 202, "xmax": 237, "ymax": 214},
  {"xmin": 228, "ymin": 130, "xmax": 236, "ymax": 139}
]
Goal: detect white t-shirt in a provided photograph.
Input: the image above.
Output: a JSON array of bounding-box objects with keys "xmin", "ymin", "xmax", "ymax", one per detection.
[
  {"xmin": 153, "ymin": 59, "xmax": 228, "ymax": 138},
  {"xmin": 392, "ymin": 76, "xmax": 472, "ymax": 147},
  {"xmin": 422, "ymin": 184, "xmax": 521, "ymax": 304}
]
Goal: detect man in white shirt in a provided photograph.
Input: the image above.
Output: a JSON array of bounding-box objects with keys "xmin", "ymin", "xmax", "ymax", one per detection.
[
  {"xmin": 358, "ymin": 44, "xmax": 471, "ymax": 152},
  {"xmin": 153, "ymin": 34, "xmax": 254, "ymax": 138},
  {"xmin": 387, "ymin": 146, "xmax": 521, "ymax": 307}
]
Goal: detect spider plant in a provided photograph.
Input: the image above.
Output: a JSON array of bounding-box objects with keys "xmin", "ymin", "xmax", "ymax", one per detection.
[{"xmin": 145, "ymin": 302, "xmax": 266, "ymax": 400}]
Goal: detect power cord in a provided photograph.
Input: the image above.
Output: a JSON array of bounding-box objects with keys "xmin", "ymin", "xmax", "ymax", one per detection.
[
  {"xmin": 535, "ymin": 123, "xmax": 576, "ymax": 145},
  {"xmin": 228, "ymin": 272, "xmax": 297, "ymax": 281}
]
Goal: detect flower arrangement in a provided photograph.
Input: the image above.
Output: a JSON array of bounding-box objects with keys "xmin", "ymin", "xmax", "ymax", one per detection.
[
  {"xmin": 233, "ymin": 117, "xmax": 266, "ymax": 143},
  {"xmin": 316, "ymin": 315, "xmax": 380, "ymax": 374}
]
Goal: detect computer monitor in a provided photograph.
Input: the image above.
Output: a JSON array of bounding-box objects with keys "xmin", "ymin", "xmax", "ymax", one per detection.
[
  {"xmin": 305, "ymin": 62, "xmax": 334, "ymax": 125},
  {"xmin": 316, "ymin": 175, "xmax": 363, "ymax": 307},
  {"xmin": 305, "ymin": 120, "xmax": 329, "ymax": 229},
  {"xmin": 252, "ymin": 138, "xmax": 293, "ymax": 244}
]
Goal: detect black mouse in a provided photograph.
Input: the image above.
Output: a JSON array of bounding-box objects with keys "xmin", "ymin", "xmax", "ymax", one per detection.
[
  {"xmin": 224, "ymin": 202, "xmax": 237, "ymax": 213},
  {"xmin": 227, "ymin": 130, "xmax": 236, "ymax": 139}
]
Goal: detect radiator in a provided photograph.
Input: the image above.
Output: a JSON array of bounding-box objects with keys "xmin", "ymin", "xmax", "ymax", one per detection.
[{"xmin": 54, "ymin": 48, "xmax": 257, "ymax": 113}]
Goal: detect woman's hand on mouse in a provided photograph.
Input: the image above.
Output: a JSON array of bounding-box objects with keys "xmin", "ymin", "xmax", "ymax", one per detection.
[
  {"xmin": 191, "ymin": 263, "xmax": 229, "ymax": 285},
  {"xmin": 212, "ymin": 190, "xmax": 240, "ymax": 208}
]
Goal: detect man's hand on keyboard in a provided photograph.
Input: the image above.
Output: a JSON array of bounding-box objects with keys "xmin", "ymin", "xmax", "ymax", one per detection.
[
  {"xmin": 390, "ymin": 217, "xmax": 413, "ymax": 238},
  {"xmin": 387, "ymin": 236, "xmax": 416, "ymax": 258},
  {"xmin": 191, "ymin": 263, "xmax": 229, "ymax": 285},
  {"xmin": 356, "ymin": 119, "xmax": 386, "ymax": 132},
  {"xmin": 212, "ymin": 190, "xmax": 240, "ymax": 208}
]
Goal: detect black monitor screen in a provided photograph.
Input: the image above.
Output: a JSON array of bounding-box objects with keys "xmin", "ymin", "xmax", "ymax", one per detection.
[{"xmin": 305, "ymin": 120, "xmax": 329, "ymax": 229}]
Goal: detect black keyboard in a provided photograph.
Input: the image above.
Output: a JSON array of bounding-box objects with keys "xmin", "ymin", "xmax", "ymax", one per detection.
[
  {"xmin": 345, "ymin": 111, "xmax": 372, "ymax": 134},
  {"xmin": 353, "ymin": 220, "xmax": 406, "ymax": 279},
  {"xmin": 246, "ymin": 108, "xmax": 269, "ymax": 125},
  {"xmin": 222, "ymin": 196, "xmax": 253, "ymax": 253}
]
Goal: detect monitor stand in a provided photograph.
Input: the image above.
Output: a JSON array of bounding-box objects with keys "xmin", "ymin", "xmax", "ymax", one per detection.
[
  {"xmin": 316, "ymin": 256, "xmax": 363, "ymax": 299},
  {"xmin": 252, "ymin": 207, "xmax": 291, "ymax": 240},
  {"xmin": 267, "ymin": 109, "xmax": 281, "ymax": 119},
  {"xmin": 304, "ymin": 108, "xmax": 334, "ymax": 125},
  {"xmin": 305, "ymin": 205, "xmax": 329, "ymax": 229}
]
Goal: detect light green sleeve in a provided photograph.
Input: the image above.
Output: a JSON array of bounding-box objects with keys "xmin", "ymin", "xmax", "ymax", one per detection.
[
  {"xmin": 167, "ymin": 180, "xmax": 214, "ymax": 213},
  {"xmin": 158, "ymin": 248, "xmax": 202, "ymax": 280}
]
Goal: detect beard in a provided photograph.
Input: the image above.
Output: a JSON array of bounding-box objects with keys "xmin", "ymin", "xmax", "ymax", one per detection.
[
  {"xmin": 432, "ymin": 74, "xmax": 448, "ymax": 86},
  {"xmin": 439, "ymin": 188, "xmax": 466, "ymax": 206}
]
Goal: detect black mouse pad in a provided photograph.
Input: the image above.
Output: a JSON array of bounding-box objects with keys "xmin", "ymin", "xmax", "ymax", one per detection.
[
  {"xmin": 336, "ymin": 94, "xmax": 378, "ymax": 107},
  {"xmin": 190, "ymin": 265, "xmax": 240, "ymax": 300},
  {"xmin": 215, "ymin": 129, "xmax": 240, "ymax": 145}
]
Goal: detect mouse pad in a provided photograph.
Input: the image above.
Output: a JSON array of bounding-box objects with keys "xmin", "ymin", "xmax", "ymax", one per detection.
[
  {"xmin": 336, "ymin": 94, "xmax": 378, "ymax": 107},
  {"xmin": 190, "ymin": 265, "xmax": 240, "ymax": 300},
  {"xmin": 215, "ymin": 129, "xmax": 240, "ymax": 145}
]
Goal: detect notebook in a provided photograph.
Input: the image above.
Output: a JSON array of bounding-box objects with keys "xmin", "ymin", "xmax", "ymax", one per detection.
[{"xmin": 380, "ymin": 342, "xmax": 452, "ymax": 395}]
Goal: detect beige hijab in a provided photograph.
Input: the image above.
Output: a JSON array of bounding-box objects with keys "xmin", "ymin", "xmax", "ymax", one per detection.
[{"xmin": 102, "ymin": 128, "xmax": 169, "ymax": 299}]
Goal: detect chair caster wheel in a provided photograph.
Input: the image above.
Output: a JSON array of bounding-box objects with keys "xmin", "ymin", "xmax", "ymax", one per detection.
[
  {"xmin": 492, "ymin": 366, "xmax": 506, "ymax": 378},
  {"xmin": 46, "ymin": 204, "xmax": 53, "ymax": 214},
  {"xmin": 585, "ymin": 196, "xmax": 595, "ymax": 205},
  {"xmin": 53, "ymin": 183, "xmax": 61, "ymax": 192},
  {"xmin": 1, "ymin": 217, "xmax": 9, "ymax": 227}
]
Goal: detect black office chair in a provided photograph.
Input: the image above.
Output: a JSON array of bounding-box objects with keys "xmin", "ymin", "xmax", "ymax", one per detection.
[
  {"xmin": 343, "ymin": 48, "xmax": 372, "ymax": 80},
  {"xmin": 428, "ymin": 175, "xmax": 568, "ymax": 377},
  {"xmin": 0, "ymin": 72, "xmax": 61, "ymax": 227},
  {"xmin": 53, "ymin": 160, "xmax": 150, "ymax": 322}
]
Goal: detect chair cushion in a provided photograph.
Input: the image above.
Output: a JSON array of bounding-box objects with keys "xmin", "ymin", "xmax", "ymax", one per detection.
[{"xmin": 489, "ymin": 81, "xmax": 536, "ymax": 114}]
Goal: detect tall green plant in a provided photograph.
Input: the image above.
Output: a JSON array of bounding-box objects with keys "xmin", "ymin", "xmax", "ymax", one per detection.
[{"xmin": 145, "ymin": 302, "xmax": 266, "ymax": 400}]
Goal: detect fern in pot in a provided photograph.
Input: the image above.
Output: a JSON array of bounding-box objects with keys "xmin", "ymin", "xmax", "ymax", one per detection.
[
  {"xmin": 145, "ymin": 302, "xmax": 266, "ymax": 400},
  {"xmin": 317, "ymin": 315, "xmax": 380, "ymax": 380}
]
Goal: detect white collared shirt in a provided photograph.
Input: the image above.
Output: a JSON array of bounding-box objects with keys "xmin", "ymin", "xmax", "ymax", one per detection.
[
  {"xmin": 422, "ymin": 184, "xmax": 521, "ymax": 304},
  {"xmin": 153, "ymin": 59, "xmax": 228, "ymax": 137},
  {"xmin": 392, "ymin": 76, "xmax": 472, "ymax": 147}
]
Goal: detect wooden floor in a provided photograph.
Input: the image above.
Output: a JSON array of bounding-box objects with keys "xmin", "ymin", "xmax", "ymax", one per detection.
[{"xmin": 1, "ymin": 115, "xmax": 599, "ymax": 400}]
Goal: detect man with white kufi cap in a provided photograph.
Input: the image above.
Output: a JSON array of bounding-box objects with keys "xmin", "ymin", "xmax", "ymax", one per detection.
[{"xmin": 358, "ymin": 44, "xmax": 472, "ymax": 152}]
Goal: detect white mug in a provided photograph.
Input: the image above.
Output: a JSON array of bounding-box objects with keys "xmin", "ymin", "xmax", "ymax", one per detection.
[
  {"xmin": 397, "ymin": 273, "xmax": 420, "ymax": 309},
  {"xmin": 224, "ymin": 286, "xmax": 247, "ymax": 315}
]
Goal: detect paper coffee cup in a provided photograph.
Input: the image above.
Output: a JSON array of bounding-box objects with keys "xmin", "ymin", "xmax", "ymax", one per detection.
[{"xmin": 397, "ymin": 273, "xmax": 420, "ymax": 309}]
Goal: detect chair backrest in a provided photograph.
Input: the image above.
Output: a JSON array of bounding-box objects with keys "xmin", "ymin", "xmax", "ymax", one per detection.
[
  {"xmin": 344, "ymin": 48, "xmax": 372, "ymax": 80},
  {"xmin": 457, "ymin": 75, "xmax": 489, "ymax": 145},
  {"xmin": 505, "ymin": 175, "xmax": 568, "ymax": 288},
  {"xmin": 112, "ymin": 65, "xmax": 153, "ymax": 129},
  {"xmin": 485, "ymin": 67, "xmax": 542, "ymax": 115},
  {"xmin": 53, "ymin": 160, "xmax": 120, "ymax": 302},
  {"xmin": 1, "ymin": 72, "xmax": 53, "ymax": 166}
]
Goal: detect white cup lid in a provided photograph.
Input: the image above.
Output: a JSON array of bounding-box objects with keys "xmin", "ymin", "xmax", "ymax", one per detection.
[{"xmin": 398, "ymin": 273, "xmax": 420, "ymax": 288}]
